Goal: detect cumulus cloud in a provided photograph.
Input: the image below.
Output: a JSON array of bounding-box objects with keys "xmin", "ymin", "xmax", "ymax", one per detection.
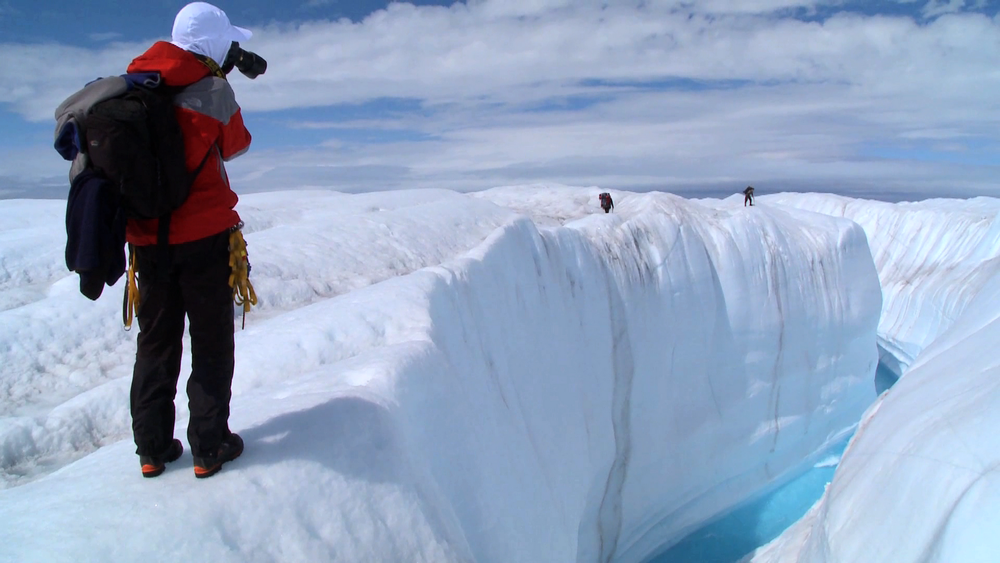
[
  {"xmin": 3, "ymin": 0, "xmax": 1000, "ymax": 198},
  {"xmin": 0, "ymin": 41, "xmax": 151, "ymax": 121},
  {"xmin": 921, "ymin": 0, "xmax": 965, "ymax": 18},
  {"xmin": 223, "ymin": 4, "xmax": 999, "ymax": 114},
  {"xmin": 302, "ymin": 0, "xmax": 338, "ymax": 7},
  {"xmin": 88, "ymin": 32, "xmax": 123, "ymax": 42}
]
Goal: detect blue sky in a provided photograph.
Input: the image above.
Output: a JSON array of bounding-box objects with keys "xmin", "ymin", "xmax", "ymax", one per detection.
[{"xmin": 1, "ymin": 0, "xmax": 998, "ymax": 201}]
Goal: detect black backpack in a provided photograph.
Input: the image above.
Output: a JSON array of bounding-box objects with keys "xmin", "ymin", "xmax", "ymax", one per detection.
[
  {"xmin": 82, "ymin": 83, "xmax": 207, "ymax": 220},
  {"xmin": 55, "ymin": 74, "xmax": 212, "ymax": 300}
]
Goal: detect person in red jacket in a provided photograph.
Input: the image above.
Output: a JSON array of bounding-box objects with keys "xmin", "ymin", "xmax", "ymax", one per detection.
[
  {"xmin": 128, "ymin": 2, "xmax": 253, "ymax": 479},
  {"xmin": 599, "ymin": 192, "xmax": 614, "ymax": 213}
]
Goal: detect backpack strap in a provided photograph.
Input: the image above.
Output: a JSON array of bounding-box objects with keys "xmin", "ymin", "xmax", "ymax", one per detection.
[
  {"xmin": 156, "ymin": 215, "xmax": 171, "ymax": 282},
  {"xmin": 154, "ymin": 145, "xmax": 215, "ymax": 281}
]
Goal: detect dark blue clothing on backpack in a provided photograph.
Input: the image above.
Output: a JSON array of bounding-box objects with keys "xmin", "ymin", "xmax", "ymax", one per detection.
[
  {"xmin": 55, "ymin": 73, "xmax": 163, "ymax": 301},
  {"xmin": 64, "ymin": 169, "xmax": 127, "ymax": 300},
  {"xmin": 54, "ymin": 73, "xmax": 162, "ymax": 164}
]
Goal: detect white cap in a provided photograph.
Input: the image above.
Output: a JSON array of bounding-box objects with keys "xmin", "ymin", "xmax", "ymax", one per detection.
[{"xmin": 171, "ymin": 2, "xmax": 252, "ymax": 66}]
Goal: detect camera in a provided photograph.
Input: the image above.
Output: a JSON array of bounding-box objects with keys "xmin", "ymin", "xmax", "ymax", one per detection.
[{"xmin": 222, "ymin": 42, "xmax": 267, "ymax": 79}]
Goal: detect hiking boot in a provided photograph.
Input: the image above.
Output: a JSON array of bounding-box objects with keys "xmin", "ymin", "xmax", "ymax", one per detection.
[
  {"xmin": 193, "ymin": 433, "xmax": 243, "ymax": 479},
  {"xmin": 139, "ymin": 439, "xmax": 184, "ymax": 478}
]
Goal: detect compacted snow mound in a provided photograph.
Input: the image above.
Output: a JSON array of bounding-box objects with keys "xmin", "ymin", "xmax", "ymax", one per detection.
[{"xmin": 0, "ymin": 189, "xmax": 881, "ymax": 563}]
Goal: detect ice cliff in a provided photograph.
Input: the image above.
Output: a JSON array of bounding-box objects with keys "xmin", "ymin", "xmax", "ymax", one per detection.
[
  {"xmin": 769, "ymin": 193, "xmax": 1000, "ymax": 376},
  {"xmin": 750, "ymin": 194, "xmax": 1000, "ymax": 563},
  {"xmin": 0, "ymin": 189, "xmax": 881, "ymax": 562}
]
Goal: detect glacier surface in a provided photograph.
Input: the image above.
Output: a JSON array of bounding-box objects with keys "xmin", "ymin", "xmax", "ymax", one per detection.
[
  {"xmin": 768, "ymin": 193, "xmax": 1000, "ymax": 376},
  {"xmin": 749, "ymin": 193, "xmax": 1000, "ymax": 563},
  {"xmin": 0, "ymin": 187, "xmax": 883, "ymax": 562}
]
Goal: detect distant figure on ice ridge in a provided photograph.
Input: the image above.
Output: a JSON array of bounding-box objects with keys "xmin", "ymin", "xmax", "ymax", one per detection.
[
  {"xmin": 599, "ymin": 192, "xmax": 614, "ymax": 213},
  {"xmin": 743, "ymin": 186, "xmax": 755, "ymax": 207}
]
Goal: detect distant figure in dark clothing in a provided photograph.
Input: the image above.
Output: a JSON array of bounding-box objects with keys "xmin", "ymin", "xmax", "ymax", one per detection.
[
  {"xmin": 743, "ymin": 186, "xmax": 755, "ymax": 207},
  {"xmin": 599, "ymin": 192, "xmax": 614, "ymax": 213}
]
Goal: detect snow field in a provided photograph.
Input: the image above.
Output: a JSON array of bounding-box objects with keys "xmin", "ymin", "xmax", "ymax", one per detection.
[{"xmin": 0, "ymin": 188, "xmax": 882, "ymax": 562}]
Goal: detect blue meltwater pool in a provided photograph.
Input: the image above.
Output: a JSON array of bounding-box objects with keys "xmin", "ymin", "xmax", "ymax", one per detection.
[{"xmin": 646, "ymin": 362, "xmax": 898, "ymax": 563}]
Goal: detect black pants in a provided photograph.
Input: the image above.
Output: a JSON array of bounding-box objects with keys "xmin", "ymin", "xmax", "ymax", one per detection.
[{"xmin": 130, "ymin": 230, "xmax": 234, "ymax": 458}]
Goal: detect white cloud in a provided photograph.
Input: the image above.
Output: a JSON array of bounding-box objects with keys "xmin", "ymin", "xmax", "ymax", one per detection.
[
  {"xmin": 12, "ymin": 3, "xmax": 1000, "ymax": 125},
  {"xmin": 301, "ymin": 0, "xmax": 339, "ymax": 9},
  {"xmin": 922, "ymin": 0, "xmax": 967, "ymax": 18},
  {"xmin": 672, "ymin": 0, "xmax": 827, "ymax": 14},
  {"xmin": 0, "ymin": 40, "xmax": 152, "ymax": 121},
  {"xmin": 4, "ymin": 0, "xmax": 1000, "ymax": 198},
  {"xmin": 88, "ymin": 32, "xmax": 123, "ymax": 42}
]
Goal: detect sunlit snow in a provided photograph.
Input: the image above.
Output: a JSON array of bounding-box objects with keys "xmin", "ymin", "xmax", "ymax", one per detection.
[
  {"xmin": 748, "ymin": 194, "xmax": 1000, "ymax": 563},
  {"xmin": 0, "ymin": 186, "xmax": 996, "ymax": 563}
]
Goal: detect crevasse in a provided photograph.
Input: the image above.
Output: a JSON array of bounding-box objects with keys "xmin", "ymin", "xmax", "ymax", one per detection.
[{"xmin": 0, "ymin": 190, "xmax": 883, "ymax": 562}]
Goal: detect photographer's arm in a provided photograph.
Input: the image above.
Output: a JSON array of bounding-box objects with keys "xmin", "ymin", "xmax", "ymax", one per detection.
[
  {"xmin": 219, "ymin": 107, "xmax": 251, "ymax": 161},
  {"xmin": 206, "ymin": 78, "xmax": 251, "ymax": 161}
]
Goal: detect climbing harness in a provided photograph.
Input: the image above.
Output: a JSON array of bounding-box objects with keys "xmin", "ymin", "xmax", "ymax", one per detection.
[{"xmin": 228, "ymin": 222, "xmax": 257, "ymax": 329}]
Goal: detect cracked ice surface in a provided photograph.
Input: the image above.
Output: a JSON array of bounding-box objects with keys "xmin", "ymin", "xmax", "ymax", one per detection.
[{"xmin": 0, "ymin": 187, "xmax": 880, "ymax": 562}]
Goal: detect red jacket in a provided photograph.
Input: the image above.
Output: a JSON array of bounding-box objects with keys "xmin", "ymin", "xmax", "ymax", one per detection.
[{"xmin": 125, "ymin": 41, "xmax": 251, "ymax": 246}]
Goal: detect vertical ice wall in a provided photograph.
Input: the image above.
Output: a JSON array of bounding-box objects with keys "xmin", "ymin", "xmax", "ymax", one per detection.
[
  {"xmin": 0, "ymin": 193, "xmax": 883, "ymax": 563},
  {"xmin": 391, "ymin": 196, "xmax": 882, "ymax": 562},
  {"xmin": 767, "ymin": 193, "xmax": 1000, "ymax": 376},
  {"xmin": 749, "ymin": 195, "xmax": 1000, "ymax": 563}
]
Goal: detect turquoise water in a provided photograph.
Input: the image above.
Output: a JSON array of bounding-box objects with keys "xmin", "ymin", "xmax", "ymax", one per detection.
[
  {"xmin": 646, "ymin": 364, "xmax": 896, "ymax": 563},
  {"xmin": 875, "ymin": 362, "xmax": 899, "ymax": 395},
  {"xmin": 646, "ymin": 434, "xmax": 849, "ymax": 563}
]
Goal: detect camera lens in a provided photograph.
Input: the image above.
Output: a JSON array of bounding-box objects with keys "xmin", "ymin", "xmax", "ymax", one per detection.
[
  {"xmin": 235, "ymin": 50, "xmax": 267, "ymax": 79},
  {"xmin": 222, "ymin": 42, "xmax": 267, "ymax": 79}
]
